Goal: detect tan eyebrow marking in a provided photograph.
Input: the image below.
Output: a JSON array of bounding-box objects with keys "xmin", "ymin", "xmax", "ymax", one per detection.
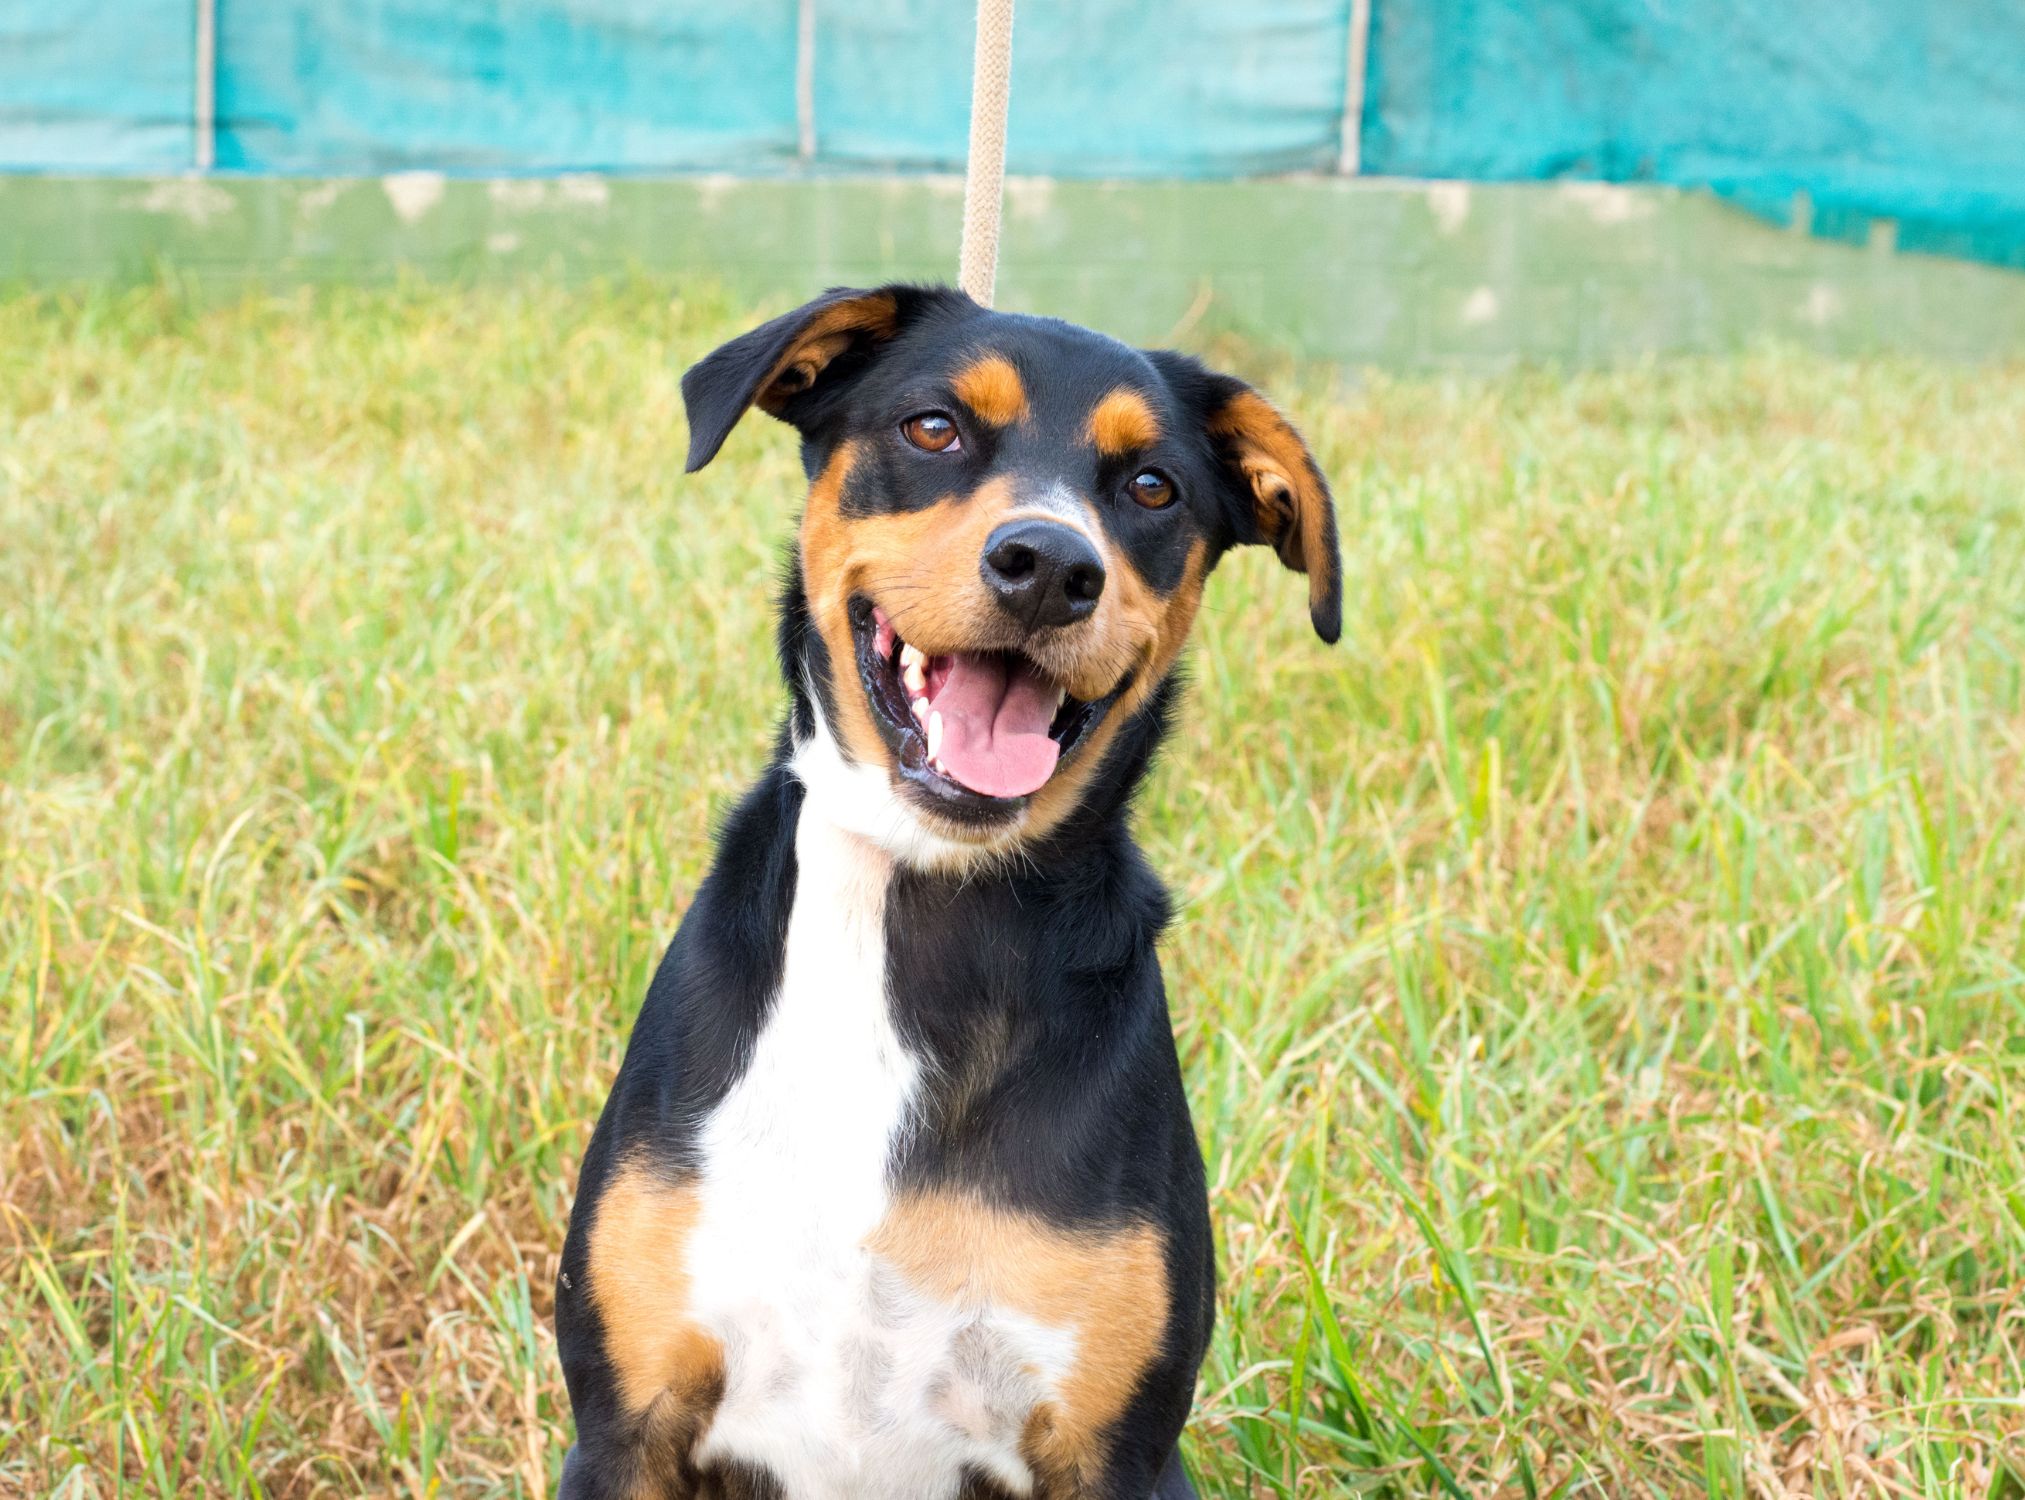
[
  {"xmin": 951, "ymin": 354, "xmax": 1030, "ymax": 427},
  {"xmin": 1087, "ymin": 388, "xmax": 1160, "ymax": 455}
]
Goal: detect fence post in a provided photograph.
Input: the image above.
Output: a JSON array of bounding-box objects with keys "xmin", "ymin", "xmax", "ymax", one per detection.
[
  {"xmin": 796, "ymin": 0, "xmax": 817, "ymax": 162},
  {"xmin": 193, "ymin": 0, "xmax": 217, "ymax": 169},
  {"xmin": 1339, "ymin": 0, "xmax": 1371, "ymax": 174}
]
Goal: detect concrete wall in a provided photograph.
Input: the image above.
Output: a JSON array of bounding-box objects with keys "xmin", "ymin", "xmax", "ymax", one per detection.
[{"xmin": 5, "ymin": 176, "xmax": 2023, "ymax": 369}]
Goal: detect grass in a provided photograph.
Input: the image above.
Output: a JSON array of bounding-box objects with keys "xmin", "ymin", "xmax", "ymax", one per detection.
[{"xmin": 3, "ymin": 281, "xmax": 2024, "ymax": 1499}]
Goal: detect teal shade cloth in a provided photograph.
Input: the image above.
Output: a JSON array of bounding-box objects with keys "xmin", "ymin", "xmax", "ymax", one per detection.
[
  {"xmin": 1362, "ymin": 0, "xmax": 2025, "ymax": 268},
  {"xmin": 811, "ymin": 0, "xmax": 1349, "ymax": 175},
  {"xmin": 0, "ymin": 3, "xmax": 194, "ymax": 170},
  {"xmin": 2, "ymin": 1, "xmax": 2022, "ymax": 268},
  {"xmin": 213, "ymin": 1, "xmax": 800, "ymax": 172}
]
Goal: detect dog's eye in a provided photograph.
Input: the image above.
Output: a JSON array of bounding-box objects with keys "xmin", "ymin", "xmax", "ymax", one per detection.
[
  {"xmin": 902, "ymin": 412, "xmax": 961, "ymax": 453},
  {"xmin": 1127, "ymin": 469, "xmax": 1175, "ymax": 509}
]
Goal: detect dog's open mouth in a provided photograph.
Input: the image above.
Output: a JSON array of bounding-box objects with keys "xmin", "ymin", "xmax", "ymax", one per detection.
[{"xmin": 849, "ymin": 597, "xmax": 1124, "ymax": 817}]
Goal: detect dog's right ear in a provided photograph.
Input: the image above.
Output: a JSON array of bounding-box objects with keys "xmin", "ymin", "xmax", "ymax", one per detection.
[{"xmin": 681, "ymin": 286, "xmax": 917, "ymax": 472}]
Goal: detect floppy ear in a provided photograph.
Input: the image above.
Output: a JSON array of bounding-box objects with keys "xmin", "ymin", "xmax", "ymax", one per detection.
[
  {"xmin": 681, "ymin": 286, "xmax": 909, "ymax": 472},
  {"xmin": 1204, "ymin": 376, "xmax": 1342, "ymax": 644}
]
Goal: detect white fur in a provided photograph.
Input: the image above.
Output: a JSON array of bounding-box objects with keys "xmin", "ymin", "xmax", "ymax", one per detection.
[
  {"xmin": 682, "ymin": 725, "xmax": 1072, "ymax": 1498},
  {"xmin": 790, "ymin": 689, "xmax": 1026, "ymax": 870},
  {"xmin": 1004, "ymin": 480, "xmax": 1101, "ymax": 541},
  {"xmin": 1004, "ymin": 483, "xmax": 1136, "ymax": 597}
]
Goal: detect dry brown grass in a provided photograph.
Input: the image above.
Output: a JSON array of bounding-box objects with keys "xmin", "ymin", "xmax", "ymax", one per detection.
[{"xmin": 4, "ymin": 284, "xmax": 2024, "ymax": 1497}]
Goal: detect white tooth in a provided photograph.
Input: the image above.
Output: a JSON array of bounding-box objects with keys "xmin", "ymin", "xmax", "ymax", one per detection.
[
  {"xmin": 911, "ymin": 696, "xmax": 929, "ymax": 721},
  {"xmin": 900, "ymin": 643, "xmax": 925, "ymax": 671},
  {"xmin": 1055, "ymin": 688, "xmax": 1067, "ymax": 711},
  {"xmin": 903, "ymin": 660, "xmax": 926, "ymax": 694},
  {"xmin": 927, "ymin": 709, "xmax": 943, "ymax": 761}
]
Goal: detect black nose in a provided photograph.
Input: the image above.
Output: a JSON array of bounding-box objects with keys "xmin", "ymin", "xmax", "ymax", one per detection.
[{"xmin": 981, "ymin": 520, "xmax": 1106, "ymax": 628}]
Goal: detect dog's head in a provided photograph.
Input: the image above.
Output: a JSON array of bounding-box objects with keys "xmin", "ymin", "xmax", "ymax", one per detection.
[{"xmin": 683, "ymin": 284, "xmax": 1339, "ymax": 861}]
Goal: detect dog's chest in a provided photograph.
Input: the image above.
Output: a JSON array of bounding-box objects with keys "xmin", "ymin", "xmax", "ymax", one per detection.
[{"xmin": 682, "ymin": 806, "xmax": 1069, "ymax": 1499}]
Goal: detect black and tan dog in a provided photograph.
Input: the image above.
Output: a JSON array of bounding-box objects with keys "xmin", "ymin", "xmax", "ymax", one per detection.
[{"xmin": 555, "ymin": 285, "xmax": 1338, "ymax": 1500}]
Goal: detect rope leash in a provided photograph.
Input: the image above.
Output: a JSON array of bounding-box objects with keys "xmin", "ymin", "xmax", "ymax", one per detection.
[{"xmin": 957, "ymin": 0, "xmax": 1016, "ymax": 306}]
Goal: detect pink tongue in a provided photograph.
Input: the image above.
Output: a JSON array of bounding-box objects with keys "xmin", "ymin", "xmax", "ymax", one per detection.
[{"xmin": 929, "ymin": 653, "xmax": 1061, "ymax": 799}]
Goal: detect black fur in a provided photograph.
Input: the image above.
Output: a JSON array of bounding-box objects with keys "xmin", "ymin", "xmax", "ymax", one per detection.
[
  {"xmin": 559, "ymin": 631, "xmax": 1206, "ymax": 1500},
  {"xmin": 557, "ymin": 286, "xmax": 1334, "ymax": 1499}
]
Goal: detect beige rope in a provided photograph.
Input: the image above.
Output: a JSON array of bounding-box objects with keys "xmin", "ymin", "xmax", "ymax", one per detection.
[{"xmin": 957, "ymin": 0, "xmax": 1016, "ymax": 306}]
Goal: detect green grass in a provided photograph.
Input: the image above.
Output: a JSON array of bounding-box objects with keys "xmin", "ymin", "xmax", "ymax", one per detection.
[{"xmin": 4, "ymin": 282, "xmax": 2025, "ymax": 1498}]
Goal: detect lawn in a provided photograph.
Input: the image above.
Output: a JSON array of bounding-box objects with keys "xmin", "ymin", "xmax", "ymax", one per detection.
[{"xmin": 3, "ymin": 283, "xmax": 2023, "ymax": 1498}]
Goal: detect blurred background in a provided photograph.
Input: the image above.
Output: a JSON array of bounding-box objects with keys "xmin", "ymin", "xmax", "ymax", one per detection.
[
  {"xmin": 5, "ymin": 0, "xmax": 2024, "ymax": 365},
  {"xmin": 7, "ymin": 6, "xmax": 2025, "ymax": 1498}
]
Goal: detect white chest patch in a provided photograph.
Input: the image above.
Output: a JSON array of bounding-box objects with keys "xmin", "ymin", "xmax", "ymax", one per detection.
[{"xmin": 681, "ymin": 744, "xmax": 1072, "ymax": 1499}]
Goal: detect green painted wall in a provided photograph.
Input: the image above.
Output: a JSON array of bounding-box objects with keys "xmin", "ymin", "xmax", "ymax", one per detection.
[{"xmin": 4, "ymin": 176, "xmax": 2022, "ymax": 368}]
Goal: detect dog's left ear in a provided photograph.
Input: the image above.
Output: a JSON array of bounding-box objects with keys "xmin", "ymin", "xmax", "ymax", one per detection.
[
  {"xmin": 682, "ymin": 285, "xmax": 915, "ymax": 472},
  {"xmin": 1200, "ymin": 371, "xmax": 1342, "ymax": 644}
]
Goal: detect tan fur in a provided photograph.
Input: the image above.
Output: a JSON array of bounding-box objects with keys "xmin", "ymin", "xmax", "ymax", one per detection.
[
  {"xmin": 585, "ymin": 1161, "xmax": 724, "ymax": 1426},
  {"xmin": 1207, "ymin": 389, "xmax": 1333, "ymax": 616},
  {"xmin": 753, "ymin": 293, "xmax": 902, "ymax": 417},
  {"xmin": 953, "ymin": 354, "xmax": 1031, "ymax": 427},
  {"xmin": 1021, "ymin": 539, "xmax": 1207, "ymax": 843},
  {"xmin": 800, "ymin": 450, "xmax": 1214, "ymax": 846},
  {"xmin": 803, "ymin": 470, "xmax": 1134, "ymax": 704},
  {"xmin": 870, "ymin": 1192, "xmax": 1171, "ymax": 1494},
  {"xmin": 798, "ymin": 440, "xmax": 899, "ymax": 771},
  {"xmin": 1086, "ymin": 388, "xmax": 1160, "ymax": 456}
]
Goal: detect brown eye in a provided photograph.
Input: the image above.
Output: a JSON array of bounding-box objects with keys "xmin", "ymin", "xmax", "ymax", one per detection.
[
  {"xmin": 902, "ymin": 412, "xmax": 961, "ymax": 453},
  {"xmin": 1128, "ymin": 469, "xmax": 1175, "ymax": 509}
]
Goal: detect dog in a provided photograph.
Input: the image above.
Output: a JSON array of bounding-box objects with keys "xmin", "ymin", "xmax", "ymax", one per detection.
[{"xmin": 554, "ymin": 284, "xmax": 1339, "ymax": 1500}]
